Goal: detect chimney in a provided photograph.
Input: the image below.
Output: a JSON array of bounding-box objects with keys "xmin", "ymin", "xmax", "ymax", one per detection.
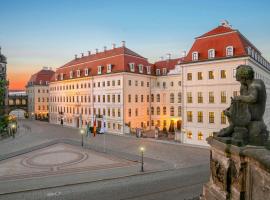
[
  {"xmin": 88, "ymin": 51, "xmax": 91, "ymax": 56},
  {"xmin": 95, "ymin": 48, "xmax": 99, "ymax": 54},
  {"xmin": 182, "ymin": 51, "xmax": 186, "ymax": 57},
  {"xmin": 167, "ymin": 53, "xmax": 171, "ymax": 60},
  {"xmin": 112, "ymin": 43, "xmax": 116, "ymax": 49},
  {"xmin": 81, "ymin": 53, "xmax": 84, "ymax": 58},
  {"xmin": 121, "ymin": 41, "xmax": 126, "ymax": 47},
  {"xmin": 104, "ymin": 46, "xmax": 107, "ymax": 51},
  {"xmin": 75, "ymin": 54, "xmax": 78, "ymax": 59}
]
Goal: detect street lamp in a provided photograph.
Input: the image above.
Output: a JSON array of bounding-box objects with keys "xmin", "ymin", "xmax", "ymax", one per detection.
[
  {"xmin": 11, "ymin": 123, "xmax": 16, "ymax": 138},
  {"xmin": 140, "ymin": 146, "xmax": 145, "ymax": 172},
  {"xmin": 80, "ymin": 128, "xmax": 85, "ymax": 147}
]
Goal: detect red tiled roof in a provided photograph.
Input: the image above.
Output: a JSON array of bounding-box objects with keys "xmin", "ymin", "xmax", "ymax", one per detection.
[
  {"xmin": 183, "ymin": 24, "xmax": 261, "ymax": 63},
  {"xmin": 27, "ymin": 69, "xmax": 55, "ymax": 86},
  {"xmin": 154, "ymin": 58, "xmax": 182, "ymax": 71},
  {"xmin": 53, "ymin": 46, "xmax": 154, "ymax": 81}
]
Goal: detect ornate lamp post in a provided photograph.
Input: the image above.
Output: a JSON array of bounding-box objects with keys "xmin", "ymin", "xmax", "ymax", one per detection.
[
  {"xmin": 140, "ymin": 146, "xmax": 145, "ymax": 172},
  {"xmin": 80, "ymin": 128, "xmax": 85, "ymax": 147}
]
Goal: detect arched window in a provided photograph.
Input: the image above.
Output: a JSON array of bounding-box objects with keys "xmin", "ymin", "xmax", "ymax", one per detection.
[
  {"xmin": 170, "ymin": 106, "xmax": 174, "ymax": 116},
  {"xmin": 163, "ymin": 106, "xmax": 167, "ymax": 115},
  {"xmin": 178, "ymin": 92, "xmax": 182, "ymax": 103},
  {"xmin": 226, "ymin": 46, "xmax": 234, "ymax": 57},
  {"xmin": 157, "ymin": 94, "xmax": 160, "ymax": 102},
  {"xmin": 170, "ymin": 93, "xmax": 174, "ymax": 103},
  {"xmin": 151, "ymin": 107, "xmax": 154, "ymax": 115}
]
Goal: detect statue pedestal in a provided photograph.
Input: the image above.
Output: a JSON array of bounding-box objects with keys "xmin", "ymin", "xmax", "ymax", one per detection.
[{"xmin": 202, "ymin": 137, "xmax": 270, "ymax": 200}]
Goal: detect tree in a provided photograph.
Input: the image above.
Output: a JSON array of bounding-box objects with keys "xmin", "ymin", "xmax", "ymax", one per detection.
[{"xmin": 0, "ymin": 79, "xmax": 7, "ymax": 115}]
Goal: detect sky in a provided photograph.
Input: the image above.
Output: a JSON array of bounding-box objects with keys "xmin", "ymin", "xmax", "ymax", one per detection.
[{"xmin": 1, "ymin": 0, "xmax": 270, "ymax": 90}]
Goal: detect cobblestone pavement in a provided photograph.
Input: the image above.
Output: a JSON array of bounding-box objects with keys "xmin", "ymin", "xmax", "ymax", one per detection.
[{"xmin": 0, "ymin": 119, "xmax": 210, "ymax": 200}]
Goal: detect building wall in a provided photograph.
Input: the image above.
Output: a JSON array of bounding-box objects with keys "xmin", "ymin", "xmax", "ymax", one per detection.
[{"xmin": 182, "ymin": 56, "xmax": 270, "ymax": 146}]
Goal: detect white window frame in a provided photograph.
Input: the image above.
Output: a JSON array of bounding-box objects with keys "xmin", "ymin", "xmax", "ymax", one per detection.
[
  {"xmin": 107, "ymin": 64, "xmax": 112, "ymax": 73},
  {"xmin": 84, "ymin": 68, "xmax": 89, "ymax": 76},
  {"xmin": 77, "ymin": 70, "xmax": 80, "ymax": 77},
  {"xmin": 98, "ymin": 66, "xmax": 102, "ymax": 75},
  {"xmin": 60, "ymin": 73, "xmax": 64, "ymax": 80},
  {"xmin": 156, "ymin": 69, "xmax": 161, "ymax": 76},
  {"xmin": 138, "ymin": 64, "xmax": 143, "ymax": 73},
  {"xmin": 162, "ymin": 68, "xmax": 167, "ymax": 75},
  {"xmin": 226, "ymin": 46, "xmax": 234, "ymax": 57},
  {"xmin": 208, "ymin": 49, "xmax": 215, "ymax": 59},
  {"xmin": 129, "ymin": 63, "xmax": 135, "ymax": 72},
  {"xmin": 69, "ymin": 71, "xmax": 73, "ymax": 79},
  {"xmin": 192, "ymin": 51, "xmax": 198, "ymax": 61},
  {"xmin": 146, "ymin": 66, "xmax": 151, "ymax": 74}
]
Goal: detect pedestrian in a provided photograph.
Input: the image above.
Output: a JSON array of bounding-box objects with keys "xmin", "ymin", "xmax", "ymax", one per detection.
[{"xmin": 155, "ymin": 127, "xmax": 159, "ymax": 139}]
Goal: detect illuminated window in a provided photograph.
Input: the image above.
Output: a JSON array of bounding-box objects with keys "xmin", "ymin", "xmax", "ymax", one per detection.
[
  {"xmin": 198, "ymin": 132, "xmax": 203, "ymax": 140},
  {"xmin": 221, "ymin": 91, "xmax": 226, "ymax": 103},
  {"xmin": 221, "ymin": 112, "xmax": 226, "ymax": 124},
  {"xmin": 187, "ymin": 131, "xmax": 192, "ymax": 139},
  {"xmin": 198, "ymin": 111, "xmax": 203, "ymax": 123},
  {"xmin": 209, "ymin": 112, "xmax": 215, "ymax": 123},
  {"xmin": 198, "ymin": 92, "xmax": 203, "ymax": 103},
  {"xmin": 187, "ymin": 111, "xmax": 193, "ymax": 122},
  {"xmin": 221, "ymin": 70, "xmax": 226, "ymax": 79}
]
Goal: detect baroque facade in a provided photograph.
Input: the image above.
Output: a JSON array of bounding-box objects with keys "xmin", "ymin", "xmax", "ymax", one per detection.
[{"xmin": 0, "ymin": 47, "xmax": 8, "ymax": 111}]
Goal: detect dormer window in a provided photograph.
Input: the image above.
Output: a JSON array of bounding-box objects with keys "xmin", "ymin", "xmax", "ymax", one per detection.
[
  {"xmin": 45, "ymin": 81, "xmax": 49, "ymax": 85},
  {"xmin": 138, "ymin": 64, "xmax": 143, "ymax": 73},
  {"xmin": 156, "ymin": 69, "xmax": 161, "ymax": 76},
  {"xmin": 60, "ymin": 73, "xmax": 64, "ymax": 80},
  {"xmin": 107, "ymin": 64, "xmax": 112, "ymax": 73},
  {"xmin": 40, "ymin": 80, "xmax": 42, "ymax": 84},
  {"xmin": 98, "ymin": 66, "xmax": 102, "ymax": 74},
  {"xmin": 226, "ymin": 46, "xmax": 234, "ymax": 57},
  {"xmin": 208, "ymin": 49, "xmax": 215, "ymax": 59},
  {"xmin": 146, "ymin": 66, "xmax": 151, "ymax": 74},
  {"xmin": 192, "ymin": 52, "xmax": 198, "ymax": 61},
  {"xmin": 84, "ymin": 68, "xmax": 89, "ymax": 76},
  {"xmin": 162, "ymin": 68, "xmax": 167, "ymax": 75},
  {"xmin": 129, "ymin": 63, "xmax": 135, "ymax": 72},
  {"xmin": 69, "ymin": 71, "xmax": 73, "ymax": 79},
  {"xmin": 77, "ymin": 70, "xmax": 80, "ymax": 77}
]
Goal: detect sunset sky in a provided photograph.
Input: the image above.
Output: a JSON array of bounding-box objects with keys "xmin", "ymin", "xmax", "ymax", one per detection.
[{"xmin": 1, "ymin": 0, "xmax": 270, "ymax": 90}]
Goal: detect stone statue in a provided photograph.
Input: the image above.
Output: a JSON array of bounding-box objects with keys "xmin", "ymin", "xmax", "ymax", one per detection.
[{"xmin": 215, "ymin": 65, "xmax": 269, "ymax": 147}]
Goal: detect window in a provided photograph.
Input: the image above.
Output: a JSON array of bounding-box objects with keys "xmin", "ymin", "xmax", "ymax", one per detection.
[
  {"xmin": 135, "ymin": 95, "xmax": 138, "ymax": 103},
  {"xmin": 178, "ymin": 81, "xmax": 181, "ymax": 86},
  {"xmin": 170, "ymin": 106, "xmax": 174, "ymax": 116},
  {"xmin": 107, "ymin": 95, "xmax": 110, "ymax": 103},
  {"xmin": 209, "ymin": 112, "xmax": 215, "ymax": 123},
  {"xmin": 209, "ymin": 92, "xmax": 214, "ymax": 103},
  {"xmin": 141, "ymin": 95, "xmax": 144, "ymax": 102},
  {"xmin": 151, "ymin": 94, "xmax": 154, "ymax": 102},
  {"xmin": 128, "ymin": 80, "xmax": 131, "ymax": 86},
  {"xmin": 157, "ymin": 94, "xmax": 160, "ymax": 102},
  {"xmin": 118, "ymin": 94, "xmax": 120, "ymax": 103},
  {"xmin": 170, "ymin": 93, "xmax": 174, "ymax": 103},
  {"xmin": 112, "ymin": 95, "xmax": 115, "ymax": 103},
  {"xmin": 197, "ymin": 72, "xmax": 202, "ymax": 80},
  {"xmin": 233, "ymin": 69, "xmax": 237, "ymax": 78},
  {"xmin": 187, "ymin": 92, "xmax": 192, "ymax": 103},
  {"xmin": 98, "ymin": 66, "xmax": 102, "ymax": 74},
  {"xmin": 141, "ymin": 81, "xmax": 144, "ymax": 87},
  {"xmin": 208, "ymin": 49, "xmax": 215, "ymax": 59},
  {"xmin": 135, "ymin": 80, "xmax": 138, "ymax": 86},
  {"xmin": 198, "ymin": 132, "xmax": 203, "ymax": 140},
  {"xmin": 156, "ymin": 69, "xmax": 161, "ymax": 75},
  {"xmin": 129, "ymin": 63, "xmax": 135, "ymax": 72},
  {"xmin": 221, "ymin": 70, "xmax": 226, "ymax": 79},
  {"xmin": 221, "ymin": 91, "xmax": 226, "ymax": 103},
  {"xmin": 118, "ymin": 80, "xmax": 121, "ymax": 86},
  {"xmin": 187, "ymin": 131, "xmax": 192, "ymax": 139},
  {"xmin": 146, "ymin": 66, "xmax": 151, "ymax": 74},
  {"xmin": 187, "ymin": 73, "xmax": 192, "ymax": 80},
  {"xmin": 208, "ymin": 71, "xmax": 214, "ymax": 79},
  {"xmin": 226, "ymin": 46, "xmax": 234, "ymax": 57},
  {"xmin": 107, "ymin": 64, "xmax": 112, "ymax": 73},
  {"xmin": 170, "ymin": 81, "xmax": 174, "ymax": 87},
  {"xmin": 178, "ymin": 92, "xmax": 181, "ymax": 103},
  {"xmin": 178, "ymin": 106, "xmax": 181, "ymax": 116},
  {"xmin": 233, "ymin": 91, "xmax": 238, "ymax": 97},
  {"xmin": 198, "ymin": 111, "xmax": 203, "ymax": 123},
  {"xmin": 187, "ymin": 111, "xmax": 193, "ymax": 122},
  {"xmin": 112, "ymin": 80, "xmax": 115, "ymax": 86},
  {"xmin": 60, "ymin": 73, "xmax": 64, "ymax": 80},
  {"xmin": 198, "ymin": 92, "xmax": 203, "ymax": 103},
  {"xmin": 138, "ymin": 64, "xmax": 143, "ymax": 73},
  {"xmin": 221, "ymin": 112, "xmax": 226, "ymax": 124},
  {"xmin": 128, "ymin": 109, "xmax": 131, "ymax": 117},
  {"xmin": 85, "ymin": 68, "xmax": 89, "ymax": 76},
  {"xmin": 157, "ymin": 107, "xmax": 160, "ymax": 115},
  {"xmin": 162, "ymin": 68, "xmax": 167, "ymax": 75},
  {"xmin": 163, "ymin": 107, "xmax": 167, "ymax": 115},
  {"xmin": 151, "ymin": 107, "xmax": 154, "ymax": 115},
  {"xmin": 77, "ymin": 70, "xmax": 80, "ymax": 77},
  {"xmin": 128, "ymin": 94, "xmax": 131, "ymax": 102},
  {"xmin": 192, "ymin": 52, "xmax": 198, "ymax": 61}
]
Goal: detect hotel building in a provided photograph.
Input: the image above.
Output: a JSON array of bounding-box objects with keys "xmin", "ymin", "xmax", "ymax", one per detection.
[
  {"xmin": 26, "ymin": 67, "xmax": 55, "ymax": 119},
  {"xmin": 181, "ymin": 21, "xmax": 270, "ymax": 146},
  {"xmin": 49, "ymin": 42, "xmax": 182, "ymax": 134}
]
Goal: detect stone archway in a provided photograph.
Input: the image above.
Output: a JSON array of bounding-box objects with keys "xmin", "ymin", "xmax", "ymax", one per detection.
[{"xmin": 9, "ymin": 109, "xmax": 27, "ymax": 119}]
